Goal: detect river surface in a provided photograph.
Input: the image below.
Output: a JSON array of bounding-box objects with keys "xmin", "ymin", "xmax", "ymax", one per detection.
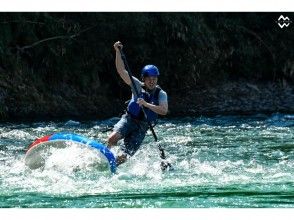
[{"xmin": 0, "ymin": 113, "xmax": 294, "ymax": 208}]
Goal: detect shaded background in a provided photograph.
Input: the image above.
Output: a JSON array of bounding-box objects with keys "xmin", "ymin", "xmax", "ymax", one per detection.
[{"xmin": 0, "ymin": 12, "xmax": 293, "ymax": 121}]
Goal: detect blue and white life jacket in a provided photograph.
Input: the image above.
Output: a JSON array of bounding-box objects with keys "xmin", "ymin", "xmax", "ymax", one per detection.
[{"xmin": 127, "ymin": 86, "xmax": 161, "ymax": 123}]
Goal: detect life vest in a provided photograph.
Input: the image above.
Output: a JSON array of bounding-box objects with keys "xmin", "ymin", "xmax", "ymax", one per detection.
[{"xmin": 127, "ymin": 86, "xmax": 161, "ymax": 122}]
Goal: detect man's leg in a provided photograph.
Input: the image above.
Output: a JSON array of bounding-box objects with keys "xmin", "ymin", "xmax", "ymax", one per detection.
[
  {"xmin": 107, "ymin": 131, "xmax": 128, "ymax": 166},
  {"xmin": 121, "ymin": 122, "xmax": 148, "ymax": 159},
  {"xmin": 106, "ymin": 114, "xmax": 148, "ymax": 166},
  {"xmin": 107, "ymin": 131, "xmax": 122, "ymax": 148}
]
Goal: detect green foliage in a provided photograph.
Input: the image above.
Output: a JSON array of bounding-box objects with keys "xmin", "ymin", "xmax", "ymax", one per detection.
[
  {"xmin": 0, "ymin": 12, "xmax": 293, "ymax": 120},
  {"xmin": 1, "ymin": 13, "xmax": 293, "ymax": 87}
]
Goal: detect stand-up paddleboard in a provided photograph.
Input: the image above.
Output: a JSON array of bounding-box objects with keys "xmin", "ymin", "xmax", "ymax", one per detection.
[{"xmin": 25, "ymin": 133, "xmax": 116, "ymax": 173}]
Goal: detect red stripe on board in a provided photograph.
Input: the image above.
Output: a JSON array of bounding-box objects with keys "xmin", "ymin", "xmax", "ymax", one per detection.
[{"xmin": 27, "ymin": 135, "xmax": 51, "ymax": 152}]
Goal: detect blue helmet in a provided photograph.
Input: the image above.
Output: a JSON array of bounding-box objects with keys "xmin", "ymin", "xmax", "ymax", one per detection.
[{"xmin": 141, "ymin": 65, "xmax": 160, "ymax": 77}]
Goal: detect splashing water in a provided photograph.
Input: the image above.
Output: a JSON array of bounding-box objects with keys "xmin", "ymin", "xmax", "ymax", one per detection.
[{"xmin": 0, "ymin": 114, "xmax": 294, "ymax": 207}]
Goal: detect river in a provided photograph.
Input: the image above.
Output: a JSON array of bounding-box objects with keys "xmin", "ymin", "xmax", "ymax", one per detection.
[{"xmin": 0, "ymin": 113, "xmax": 294, "ymax": 208}]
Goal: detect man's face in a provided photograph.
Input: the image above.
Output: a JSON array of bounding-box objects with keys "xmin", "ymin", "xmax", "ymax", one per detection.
[{"xmin": 143, "ymin": 76, "xmax": 158, "ymax": 90}]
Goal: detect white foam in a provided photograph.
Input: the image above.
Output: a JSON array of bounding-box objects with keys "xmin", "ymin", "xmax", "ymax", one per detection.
[{"xmin": 43, "ymin": 142, "xmax": 110, "ymax": 173}]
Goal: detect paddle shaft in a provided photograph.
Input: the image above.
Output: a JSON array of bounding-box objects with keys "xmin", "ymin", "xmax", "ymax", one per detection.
[{"xmin": 118, "ymin": 47, "xmax": 167, "ymax": 160}]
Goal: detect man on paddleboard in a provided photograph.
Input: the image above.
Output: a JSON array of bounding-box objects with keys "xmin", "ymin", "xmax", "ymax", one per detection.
[{"xmin": 107, "ymin": 41, "xmax": 168, "ymax": 166}]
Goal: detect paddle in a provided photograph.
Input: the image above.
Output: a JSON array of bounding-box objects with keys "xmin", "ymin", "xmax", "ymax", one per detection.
[{"xmin": 118, "ymin": 47, "xmax": 172, "ymax": 171}]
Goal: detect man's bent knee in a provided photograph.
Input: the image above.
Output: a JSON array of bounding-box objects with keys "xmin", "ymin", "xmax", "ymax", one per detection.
[{"xmin": 107, "ymin": 131, "xmax": 122, "ymax": 147}]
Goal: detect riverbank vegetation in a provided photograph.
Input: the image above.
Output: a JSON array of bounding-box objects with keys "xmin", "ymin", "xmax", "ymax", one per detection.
[{"xmin": 0, "ymin": 13, "xmax": 293, "ymax": 121}]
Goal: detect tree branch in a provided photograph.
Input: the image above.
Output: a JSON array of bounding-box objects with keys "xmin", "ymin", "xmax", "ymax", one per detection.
[
  {"xmin": 18, "ymin": 25, "xmax": 98, "ymax": 52},
  {"xmin": 0, "ymin": 20, "xmax": 45, "ymax": 25},
  {"xmin": 237, "ymin": 25, "xmax": 277, "ymax": 80}
]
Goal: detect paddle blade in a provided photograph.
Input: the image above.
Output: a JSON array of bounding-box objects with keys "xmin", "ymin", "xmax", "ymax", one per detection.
[{"xmin": 160, "ymin": 160, "xmax": 173, "ymax": 171}]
